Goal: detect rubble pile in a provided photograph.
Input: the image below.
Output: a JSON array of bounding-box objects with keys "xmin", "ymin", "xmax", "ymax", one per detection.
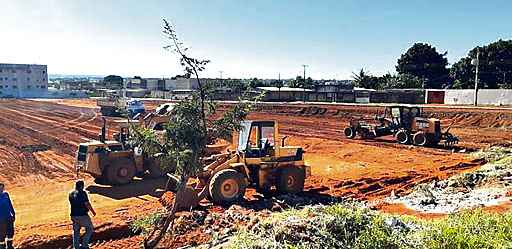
[{"xmin": 391, "ymin": 147, "xmax": 512, "ymax": 213}]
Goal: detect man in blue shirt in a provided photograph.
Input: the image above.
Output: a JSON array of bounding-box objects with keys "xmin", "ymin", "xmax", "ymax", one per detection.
[
  {"xmin": 0, "ymin": 183, "xmax": 15, "ymax": 249},
  {"xmin": 69, "ymin": 180, "xmax": 96, "ymax": 249}
]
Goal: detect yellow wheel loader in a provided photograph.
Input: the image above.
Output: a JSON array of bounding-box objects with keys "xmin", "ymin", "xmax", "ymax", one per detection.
[
  {"xmin": 75, "ymin": 118, "xmax": 167, "ymax": 185},
  {"xmin": 166, "ymin": 120, "xmax": 311, "ymax": 209}
]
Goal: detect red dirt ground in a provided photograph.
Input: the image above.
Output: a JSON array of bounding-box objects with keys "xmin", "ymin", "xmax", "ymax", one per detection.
[{"xmin": 1, "ymin": 99, "xmax": 511, "ymax": 248}]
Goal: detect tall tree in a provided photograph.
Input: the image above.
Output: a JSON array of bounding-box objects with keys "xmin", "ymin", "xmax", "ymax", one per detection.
[
  {"xmin": 351, "ymin": 69, "xmax": 380, "ymax": 89},
  {"xmin": 270, "ymin": 79, "xmax": 284, "ymax": 101},
  {"xmin": 396, "ymin": 43, "xmax": 449, "ymax": 88},
  {"xmin": 132, "ymin": 19, "xmax": 257, "ymax": 248},
  {"xmin": 249, "ymin": 77, "xmax": 264, "ymax": 88},
  {"xmin": 103, "ymin": 75, "xmax": 124, "ymax": 89},
  {"xmin": 451, "ymin": 39, "xmax": 512, "ymax": 89},
  {"xmin": 379, "ymin": 73, "xmax": 424, "ymax": 89},
  {"xmin": 288, "ymin": 76, "xmax": 304, "ymax": 88}
]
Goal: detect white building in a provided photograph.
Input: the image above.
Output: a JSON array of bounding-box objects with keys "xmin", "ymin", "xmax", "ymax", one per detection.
[
  {"xmin": 164, "ymin": 77, "xmax": 199, "ymax": 91},
  {"xmin": 0, "ymin": 63, "xmax": 48, "ymax": 97}
]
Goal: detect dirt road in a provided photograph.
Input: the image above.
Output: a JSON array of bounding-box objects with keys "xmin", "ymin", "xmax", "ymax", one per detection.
[{"xmin": 0, "ymin": 99, "xmax": 510, "ymax": 248}]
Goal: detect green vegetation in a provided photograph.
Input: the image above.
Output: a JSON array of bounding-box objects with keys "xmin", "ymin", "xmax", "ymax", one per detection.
[
  {"xmin": 354, "ymin": 39, "xmax": 512, "ymax": 90},
  {"xmin": 229, "ymin": 204, "xmax": 512, "ymax": 249},
  {"xmin": 396, "ymin": 43, "xmax": 449, "ymax": 89},
  {"xmin": 103, "ymin": 75, "xmax": 124, "ymax": 89},
  {"xmin": 352, "ymin": 69, "xmax": 424, "ymax": 90},
  {"xmin": 421, "ymin": 210, "xmax": 512, "ymax": 249},
  {"xmin": 451, "ymin": 40, "xmax": 512, "ymax": 89},
  {"xmin": 130, "ymin": 211, "xmax": 165, "ymax": 236}
]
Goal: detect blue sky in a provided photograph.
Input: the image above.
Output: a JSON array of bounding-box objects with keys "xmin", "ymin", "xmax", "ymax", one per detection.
[{"xmin": 0, "ymin": 0, "xmax": 510, "ymax": 79}]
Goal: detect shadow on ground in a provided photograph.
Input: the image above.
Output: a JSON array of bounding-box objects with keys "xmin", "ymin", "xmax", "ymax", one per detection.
[{"xmin": 87, "ymin": 177, "xmax": 167, "ymax": 200}]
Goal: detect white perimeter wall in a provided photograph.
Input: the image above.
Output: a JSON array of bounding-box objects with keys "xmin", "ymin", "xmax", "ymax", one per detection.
[{"xmin": 444, "ymin": 89, "xmax": 512, "ymax": 106}]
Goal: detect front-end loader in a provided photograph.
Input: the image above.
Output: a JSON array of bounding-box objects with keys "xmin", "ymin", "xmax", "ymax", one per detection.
[
  {"xmin": 166, "ymin": 120, "xmax": 311, "ymax": 209},
  {"xmin": 75, "ymin": 117, "xmax": 166, "ymax": 185}
]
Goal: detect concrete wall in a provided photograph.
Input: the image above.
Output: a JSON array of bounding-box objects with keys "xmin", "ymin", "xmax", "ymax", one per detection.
[
  {"xmin": 444, "ymin": 89, "xmax": 512, "ymax": 106},
  {"xmin": 477, "ymin": 89, "xmax": 512, "ymax": 106},
  {"xmin": 444, "ymin": 89, "xmax": 475, "ymax": 105}
]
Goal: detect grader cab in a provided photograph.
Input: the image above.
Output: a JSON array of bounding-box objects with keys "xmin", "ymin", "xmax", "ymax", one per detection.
[{"xmin": 167, "ymin": 120, "xmax": 311, "ymax": 209}]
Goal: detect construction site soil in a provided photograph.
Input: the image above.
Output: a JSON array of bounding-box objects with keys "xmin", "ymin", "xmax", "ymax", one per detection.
[{"xmin": 1, "ymin": 99, "xmax": 511, "ymax": 248}]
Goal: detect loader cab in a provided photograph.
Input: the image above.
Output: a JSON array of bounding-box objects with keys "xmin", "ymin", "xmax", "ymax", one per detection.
[
  {"xmin": 238, "ymin": 121, "xmax": 277, "ymax": 158},
  {"xmin": 237, "ymin": 120, "xmax": 304, "ymax": 162}
]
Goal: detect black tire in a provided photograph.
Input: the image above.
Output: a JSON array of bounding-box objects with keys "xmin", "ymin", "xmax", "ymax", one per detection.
[
  {"xmin": 146, "ymin": 158, "xmax": 163, "ymax": 178},
  {"xmin": 106, "ymin": 158, "xmax": 136, "ymax": 185},
  {"xmin": 209, "ymin": 169, "xmax": 246, "ymax": 205},
  {"xmin": 344, "ymin": 127, "xmax": 356, "ymax": 139},
  {"xmin": 395, "ymin": 130, "xmax": 410, "ymax": 145},
  {"xmin": 147, "ymin": 163, "xmax": 163, "ymax": 178},
  {"xmin": 413, "ymin": 131, "xmax": 428, "ymax": 146},
  {"xmin": 277, "ymin": 167, "xmax": 305, "ymax": 194},
  {"xmin": 100, "ymin": 107, "xmax": 114, "ymax": 116}
]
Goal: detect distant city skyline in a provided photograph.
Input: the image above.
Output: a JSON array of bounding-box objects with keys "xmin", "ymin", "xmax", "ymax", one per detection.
[{"xmin": 1, "ymin": 0, "xmax": 510, "ymax": 79}]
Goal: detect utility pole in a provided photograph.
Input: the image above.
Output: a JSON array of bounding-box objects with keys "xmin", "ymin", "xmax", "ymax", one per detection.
[
  {"xmin": 302, "ymin": 64, "xmax": 308, "ymax": 103},
  {"xmin": 219, "ymin": 70, "xmax": 223, "ymax": 87},
  {"xmin": 473, "ymin": 48, "xmax": 480, "ymax": 106},
  {"xmin": 278, "ymin": 73, "xmax": 281, "ymax": 102}
]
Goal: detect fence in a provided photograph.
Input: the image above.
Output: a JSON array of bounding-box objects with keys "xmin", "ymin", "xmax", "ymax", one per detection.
[{"xmin": 150, "ymin": 89, "xmax": 512, "ymax": 106}]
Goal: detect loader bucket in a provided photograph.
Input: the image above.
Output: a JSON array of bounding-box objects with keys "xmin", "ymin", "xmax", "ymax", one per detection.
[{"xmin": 165, "ymin": 173, "xmax": 206, "ymax": 211}]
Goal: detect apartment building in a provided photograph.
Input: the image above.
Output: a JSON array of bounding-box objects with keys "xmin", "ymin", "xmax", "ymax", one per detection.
[{"xmin": 0, "ymin": 63, "xmax": 48, "ymax": 97}]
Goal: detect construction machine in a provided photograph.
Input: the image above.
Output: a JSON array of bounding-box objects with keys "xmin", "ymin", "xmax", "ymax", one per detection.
[
  {"xmin": 166, "ymin": 120, "xmax": 311, "ymax": 209},
  {"xmin": 97, "ymin": 92, "xmax": 145, "ymax": 118},
  {"xmin": 75, "ymin": 117, "xmax": 166, "ymax": 185},
  {"xmin": 343, "ymin": 105, "xmax": 458, "ymax": 146}
]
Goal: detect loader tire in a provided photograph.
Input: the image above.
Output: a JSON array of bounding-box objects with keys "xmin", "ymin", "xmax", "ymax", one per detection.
[
  {"xmin": 209, "ymin": 169, "xmax": 246, "ymax": 205},
  {"xmin": 344, "ymin": 127, "xmax": 356, "ymax": 139},
  {"xmin": 413, "ymin": 131, "xmax": 428, "ymax": 146},
  {"xmin": 395, "ymin": 130, "xmax": 410, "ymax": 145},
  {"xmin": 147, "ymin": 163, "xmax": 163, "ymax": 178},
  {"xmin": 277, "ymin": 167, "xmax": 305, "ymax": 194},
  {"xmin": 106, "ymin": 158, "xmax": 136, "ymax": 185}
]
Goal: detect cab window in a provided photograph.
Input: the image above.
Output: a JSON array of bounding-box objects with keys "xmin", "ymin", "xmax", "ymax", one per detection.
[
  {"xmin": 261, "ymin": 126, "xmax": 275, "ymax": 147},
  {"xmin": 248, "ymin": 126, "xmax": 259, "ymax": 149},
  {"xmin": 391, "ymin": 108, "xmax": 400, "ymax": 118}
]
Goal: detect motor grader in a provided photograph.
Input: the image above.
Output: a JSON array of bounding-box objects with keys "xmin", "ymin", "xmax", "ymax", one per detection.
[
  {"xmin": 343, "ymin": 105, "xmax": 458, "ymax": 146},
  {"xmin": 165, "ymin": 120, "xmax": 311, "ymax": 208}
]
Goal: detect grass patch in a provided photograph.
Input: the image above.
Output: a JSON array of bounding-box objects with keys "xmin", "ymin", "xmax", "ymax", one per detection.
[
  {"xmin": 420, "ymin": 210, "xmax": 512, "ymax": 249},
  {"xmin": 229, "ymin": 204, "xmax": 512, "ymax": 249},
  {"xmin": 130, "ymin": 211, "xmax": 164, "ymax": 236}
]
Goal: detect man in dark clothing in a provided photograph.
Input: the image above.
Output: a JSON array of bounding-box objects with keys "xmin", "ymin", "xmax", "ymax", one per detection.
[
  {"xmin": 69, "ymin": 180, "xmax": 96, "ymax": 249},
  {"xmin": 0, "ymin": 183, "xmax": 15, "ymax": 249}
]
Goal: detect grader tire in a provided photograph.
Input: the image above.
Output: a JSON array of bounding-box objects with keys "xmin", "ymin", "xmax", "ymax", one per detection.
[
  {"xmin": 344, "ymin": 127, "xmax": 356, "ymax": 139},
  {"xmin": 209, "ymin": 169, "xmax": 246, "ymax": 205},
  {"xmin": 277, "ymin": 167, "xmax": 305, "ymax": 194},
  {"xmin": 413, "ymin": 131, "xmax": 428, "ymax": 146},
  {"xmin": 395, "ymin": 130, "xmax": 410, "ymax": 145},
  {"xmin": 106, "ymin": 158, "xmax": 136, "ymax": 185}
]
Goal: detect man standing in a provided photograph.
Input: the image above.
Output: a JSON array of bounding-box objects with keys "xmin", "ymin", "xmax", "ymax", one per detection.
[
  {"xmin": 0, "ymin": 183, "xmax": 15, "ymax": 249},
  {"xmin": 69, "ymin": 180, "xmax": 96, "ymax": 249}
]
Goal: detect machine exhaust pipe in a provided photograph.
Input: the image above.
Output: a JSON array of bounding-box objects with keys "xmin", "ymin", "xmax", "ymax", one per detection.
[{"xmin": 99, "ymin": 117, "xmax": 107, "ymax": 143}]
